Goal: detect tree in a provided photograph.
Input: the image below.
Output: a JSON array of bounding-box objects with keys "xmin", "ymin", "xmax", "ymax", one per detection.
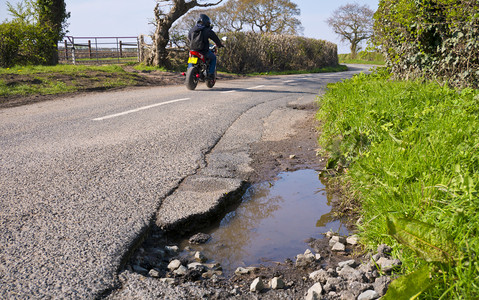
[
  {"xmin": 327, "ymin": 3, "xmax": 374, "ymax": 58},
  {"xmin": 36, "ymin": 0, "xmax": 70, "ymax": 64},
  {"xmin": 3, "ymin": 0, "xmax": 69, "ymax": 66},
  {"xmin": 170, "ymin": 0, "xmax": 303, "ymax": 47},
  {"xmin": 238, "ymin": 0, "xmax": 302, "ymax": 35},
  {"xmin": 148, "ymin": 0, "xmax": 223, "ymax": 67}
]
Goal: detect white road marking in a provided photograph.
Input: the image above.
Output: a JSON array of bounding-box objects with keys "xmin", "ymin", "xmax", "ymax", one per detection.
[
  {"xmin": 246, "ymin": 85, "xmax": 265, "ymax": 90},
  {"xmin": 92, "ymin": 98, "xmax": 191, "ymax": 121},
  {"xmin": 220, "ymin": 90, "xmax": 237, "ymax": 94},
  {"xmin": 283, "ymin": 80, "xmax": 295, "ymax": 83}
]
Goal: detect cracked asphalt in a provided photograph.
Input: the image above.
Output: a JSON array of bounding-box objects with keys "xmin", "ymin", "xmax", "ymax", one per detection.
[{"xmin": 0, "ymin": 65, "xmax": 371, "ymax": 298}]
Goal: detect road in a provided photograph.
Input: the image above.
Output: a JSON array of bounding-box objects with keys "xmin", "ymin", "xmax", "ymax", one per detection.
[{"xmin": 0, "ymin": 65, "xmax": 371, "ymax": 298}]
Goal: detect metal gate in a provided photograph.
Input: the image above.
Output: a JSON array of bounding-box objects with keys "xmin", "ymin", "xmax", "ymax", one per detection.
[{"xmin": 59, "ymin": 36, "xmax": 140, "ymax": 65}]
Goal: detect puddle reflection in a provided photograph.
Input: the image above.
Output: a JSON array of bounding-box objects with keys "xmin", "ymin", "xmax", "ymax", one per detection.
[{"xmin": 182, "ymin": 169, "xmax": 349, "ymax": 274}]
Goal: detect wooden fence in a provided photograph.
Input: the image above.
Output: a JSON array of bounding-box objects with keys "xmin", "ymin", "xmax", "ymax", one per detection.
[{"xmin": 59, "ymin": 36, "xmax": 140, "ymax": 65}]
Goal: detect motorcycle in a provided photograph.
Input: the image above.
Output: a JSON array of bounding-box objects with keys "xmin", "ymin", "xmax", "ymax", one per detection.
[{"xmin": 183, "ymin": 37, "xmax": 226, "ymax": 90}]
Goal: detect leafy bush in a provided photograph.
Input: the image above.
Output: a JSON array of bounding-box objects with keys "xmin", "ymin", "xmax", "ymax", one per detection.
[
  {"xmin": 0, "ymin": 22, "xmax": 22, "ymax": 68},
  {"xmin": 317, "ymin": 71, "xmax": 479, "ymax": 298},
  {"xmin": 374, "ymin": 0, "xmax": 479, "ymax": 88},
  {"xmin": 0, "ymin": 21, "xmax": 57, "ymax": 67}
]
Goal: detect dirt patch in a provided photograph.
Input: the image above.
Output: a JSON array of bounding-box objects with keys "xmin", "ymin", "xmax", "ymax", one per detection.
[{"xmin": 248, "ymin": 108, "xmax": 323, "ymax": 184}]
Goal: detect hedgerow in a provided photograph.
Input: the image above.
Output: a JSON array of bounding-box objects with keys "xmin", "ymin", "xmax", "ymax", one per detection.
[
  {"xmin": 158, "ymin": 32, "xmax": 339, "ymax": 73},
  {"xmin": 219, "ymin": 32, "xmax": 338, "ymax": 73},
  {"xmin": 373, "ymin": 0, "xmax": 479, "ymax": 88}
]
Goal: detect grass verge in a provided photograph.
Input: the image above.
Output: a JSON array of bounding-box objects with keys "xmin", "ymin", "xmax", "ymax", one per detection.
[
  {"xmin": 0, "ymin": 64, "xmax": 349, "ymax": 102},
  {"xmin": 339, "ymin": 52, "xmax": 385, "ymax": 65},
  {"xmin": 0, "ymin": 64, "xmax": 142, "ymax": 98},
  {"xmin": 316, "ymin": 69, "xmax": 479, "ymax": 298}
]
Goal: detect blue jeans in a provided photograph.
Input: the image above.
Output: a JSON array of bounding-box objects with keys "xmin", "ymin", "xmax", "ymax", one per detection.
[{"xmin": 205, "ymin": 50, "xmax": 216, "ymax": 75}]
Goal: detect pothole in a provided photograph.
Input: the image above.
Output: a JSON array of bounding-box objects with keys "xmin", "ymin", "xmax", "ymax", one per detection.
[
  {"xmin": 178, "ymin": 169, "xmax": 349, "ymax": 275},
  {"xmin": 123, "ymin": 169, "xmax": 350, "ymax": 280}
]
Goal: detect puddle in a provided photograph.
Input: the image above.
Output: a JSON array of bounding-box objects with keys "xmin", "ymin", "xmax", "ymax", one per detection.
[{"xmin": 181, "ymin": 169, "xmax": 349, "ymax": 275}]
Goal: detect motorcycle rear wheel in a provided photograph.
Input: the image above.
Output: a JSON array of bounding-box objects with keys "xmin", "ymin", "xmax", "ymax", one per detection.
[
  {"xmin": 206, "ymin": 70, "xmax": 217, "ymax": 88},
  {"xmin": 185, "ymin": 67, "xmax": 199, "ymax": 90}
]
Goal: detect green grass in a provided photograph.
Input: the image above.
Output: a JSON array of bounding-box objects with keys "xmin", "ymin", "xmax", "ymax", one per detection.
[
  {"xmin": 133, "ymin": 63, "xmax": 168, "ymax": 72},
  {"xmin": 317, "ymin": 69, "xmax": 479, "ymax": 298},
  {"xmin": 0, "ymin": 64, "xmax": 139, "ymax": 98},
  {"xmin": 0, "ymin": 64, "xmax": 127, "ymax": 75},
  {"xmin": 339, "ymin": 51, "xmax": 385, "ymax": 65}
]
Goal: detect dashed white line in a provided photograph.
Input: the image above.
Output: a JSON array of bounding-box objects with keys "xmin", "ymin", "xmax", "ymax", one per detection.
[
  {"xmin": 246, "ymin": 85, "xmax": 265, "ymax": 90},
  {"xmin": 283, "ymin": 80, "xmax": 295, "ymax": 83},
  {"xmin": 220, "ymin": 90, "xmax": 237, "ymax": 94},
  {"xmin": 92, "ymin": 98, "xmax": 191, "ymax": 121}
]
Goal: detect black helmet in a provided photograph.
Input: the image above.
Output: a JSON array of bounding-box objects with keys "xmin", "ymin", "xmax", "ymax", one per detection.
[{"xmin": 197, "ymin": 14, "xmax": 211, "ymax": 27}]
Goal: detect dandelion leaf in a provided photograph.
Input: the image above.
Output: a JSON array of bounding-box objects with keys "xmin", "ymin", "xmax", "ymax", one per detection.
[
  {"xmin": 387, "ymin": 215, "xmax": 457, "ymax": 263},
  {"xmin": 382, "ymin": 265, "xmax": 432, "ymax": 300}
]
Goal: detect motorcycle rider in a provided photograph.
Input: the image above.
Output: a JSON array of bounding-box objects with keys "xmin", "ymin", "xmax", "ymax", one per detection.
[{"xmin": 188, "ymin": 14, "xmax": 224, "ymax": 80}]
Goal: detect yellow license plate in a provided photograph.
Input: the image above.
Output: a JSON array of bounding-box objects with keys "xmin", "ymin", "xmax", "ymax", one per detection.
[{"xmin": 188, "ymin": 57, "xmax": 198, "ymax": 64}]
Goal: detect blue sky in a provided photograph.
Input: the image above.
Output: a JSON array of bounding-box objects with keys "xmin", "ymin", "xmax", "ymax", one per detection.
[{"xmin": 0, "ymin": 0, "xmax": 379, "ymax": 53}]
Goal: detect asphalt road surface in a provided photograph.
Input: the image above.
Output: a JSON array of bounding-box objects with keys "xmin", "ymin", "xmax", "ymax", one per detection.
[{"xmin": 0, "ymin": 65, "xmax": 371, "ymax": 298}]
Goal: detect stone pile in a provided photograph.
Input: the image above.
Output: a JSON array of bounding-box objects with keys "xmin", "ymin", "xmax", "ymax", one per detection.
[
  {"xmin": 303, "ymin": 232, "xmax": 401, "ymax": 300},
  {"xmin": 123, "ymin": 231, "xmax": 401, "ymax": 299}
]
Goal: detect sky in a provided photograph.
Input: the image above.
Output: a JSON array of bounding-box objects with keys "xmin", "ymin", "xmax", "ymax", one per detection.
[{"xmin": 0, "ymin": 0, "xmax": 380, "ymax": 54}]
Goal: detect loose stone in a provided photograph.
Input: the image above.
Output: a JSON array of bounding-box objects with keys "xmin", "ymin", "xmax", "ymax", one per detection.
[
  {"xmin": 375, "ymin": 257, "xmax": 402, "ymax": 273},
  {"xmin": 358, "ymin": 289, "xmax": 380, "ymax": 300},
  {"xmin": 189, "ymin": 233, "xmax": 211, "ymax": 244},
  {"xmin": 377, "ymin": 244, "xmax": 392, "ymax": 257},
  {"xmin": 330, "ymin": 235, "xmax": 346, "ymax": 244},
  {"xmin": 167, "ymin": 259, "xmax": 182, "ymax": 271},
  {"xmin": 187, "ymin": 262, "xmax": 206, "ymax": 272},
  {"xmin": 305, "ymin": 282, "xmax": 323, "ymax": 300},
  {"xmin": 148, "ymin": 269, "xmax": 160, "ymax": 278},
  {"xmin": 309, "ymin": 269, "xmax": 329, "ymax": 284},
  {"xmin": 331, "ymin": 242, "xmax": 346, "ymax": 252},
  {"xmin": 338, "ymin": 259, "xmax": 357, "ymax": 269},
  {"xmin": 295, "ymin": 253, "xmax": 316, "ymax": 268},
  {"xmin": 346, "ymin": 235, "xmax": 359, "ymax": 245},
  {"xmin": 374, "ymin": 275, "xmax": 391, "ymax": 296},
  {"xmin": 235, "ymin": 267, "xmax": 250, "ymax": 275},
  {"xmin": 194, "ymin": 251, "xmax": 207, "ymax": 263},
  {"xmin": 173, "ymin": 265, "xmax": 188, "ymax": 276},
  {"xmin": 250, "ymin": 277, "xmax": 265, "ymax": 292},
  {"xmin": 271, "ymin": 277, "xmax": 285, "ymax": 289},
  {"xmin": 165, "ymin": 245, "xmax": 179, "ymax": 256},
  {"xmin": 159, "ymin": 278, "xmax": 175, "ymax": 285}
]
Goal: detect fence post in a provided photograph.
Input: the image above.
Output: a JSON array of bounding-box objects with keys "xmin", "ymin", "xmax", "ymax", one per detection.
[
  {"xmin": 137, "ymin": 36, "xmax": 141, "ymax": 63},
  {"xmin": 88, "ymin": 40, "xmax": 92, "ymax": 59},
  {"xmin": 95, "ymin": 38, "xmax": 98, "ymax": 63},
  {"xmin": 71, "ymin": 37, "xmax": 76, "ymax": 65},
  {"xmin": 64, "ymin": 40, "xmax": 68, "ymax": 62},
  {"xmin": 120, "ymin": 41, "xmax": 123, "ymax": 58}
]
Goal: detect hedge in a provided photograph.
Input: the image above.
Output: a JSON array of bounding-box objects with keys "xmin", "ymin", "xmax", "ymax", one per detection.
[
  {"xmin": 219, "ymin": 32, "xmax": 338, "ymax": 74},
  {"xmin": 374, "ymin": 0, "xmax": 479, "ymax": 88}
]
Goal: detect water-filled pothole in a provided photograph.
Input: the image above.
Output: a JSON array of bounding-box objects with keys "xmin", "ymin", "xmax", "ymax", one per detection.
[{"xmin": 180, "ymin": 169, "xmax": 349, "ymax": 275}]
